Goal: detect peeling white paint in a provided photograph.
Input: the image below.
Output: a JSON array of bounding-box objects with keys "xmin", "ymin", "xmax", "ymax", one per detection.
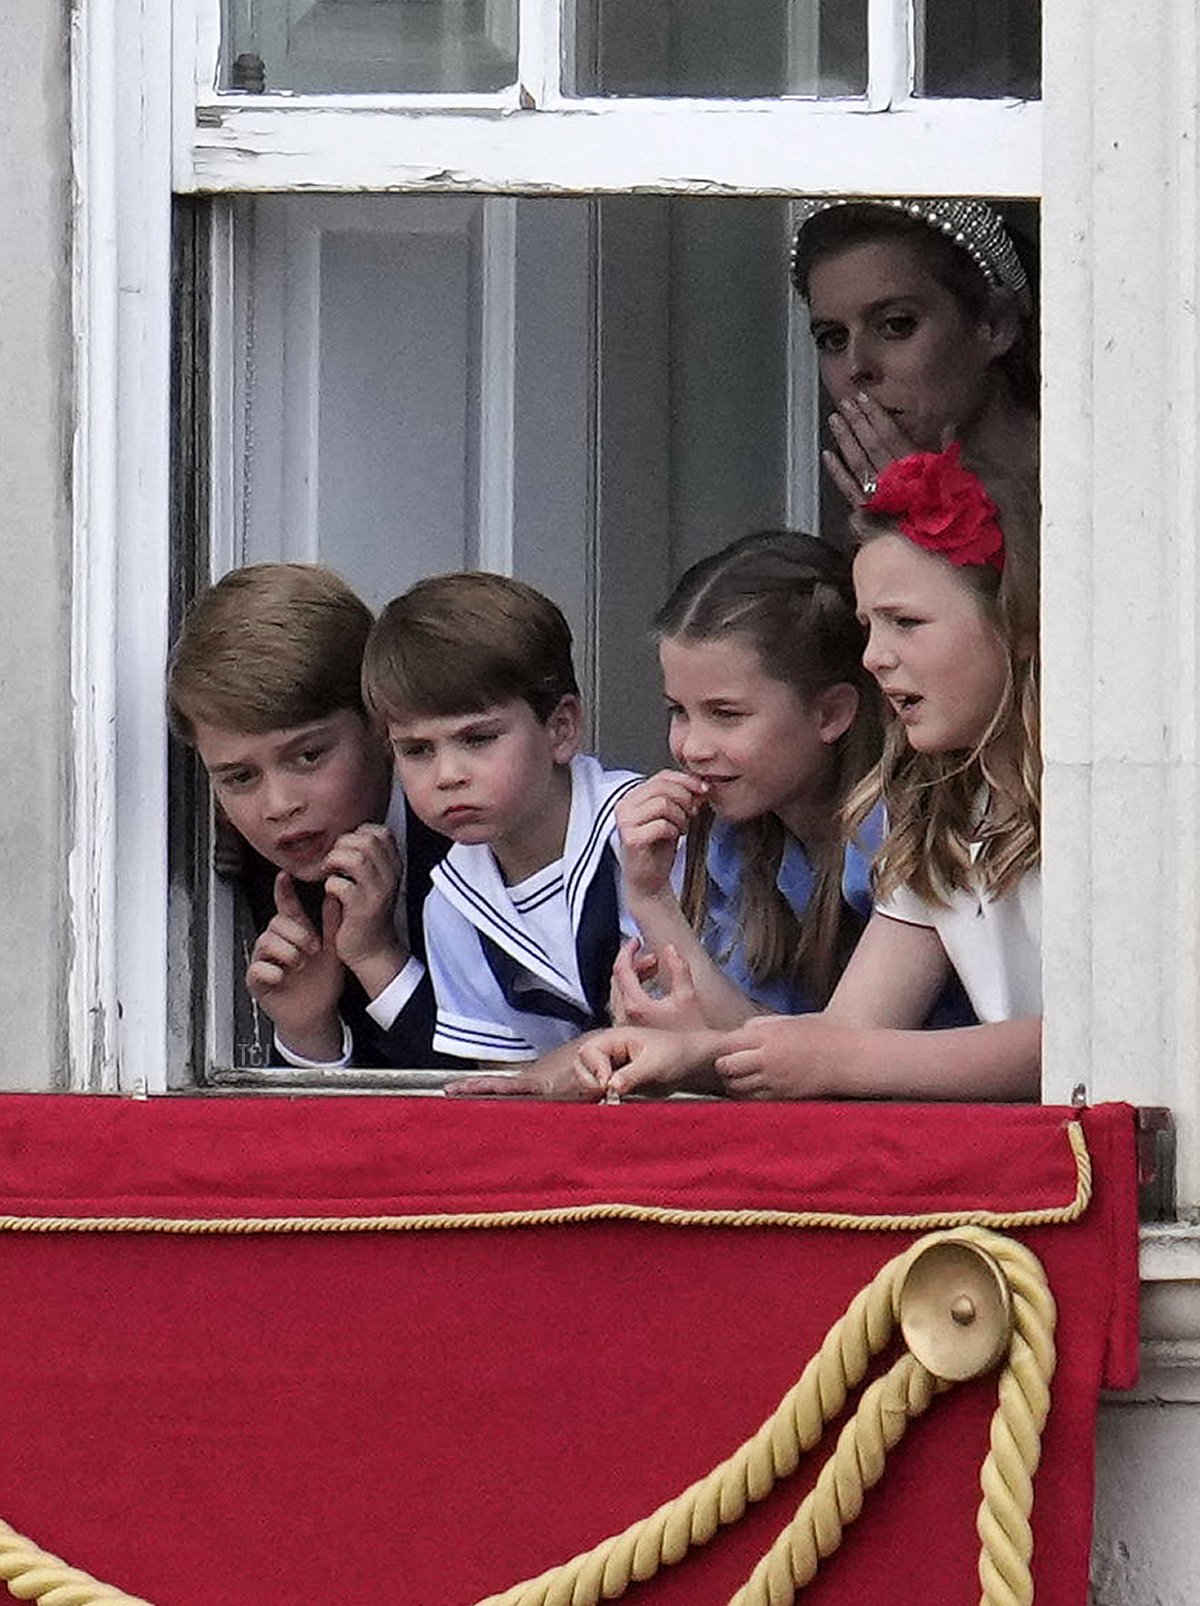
[{"xmin": 180, "ymin": 99, "xmax": 1041, "ymax": 197}]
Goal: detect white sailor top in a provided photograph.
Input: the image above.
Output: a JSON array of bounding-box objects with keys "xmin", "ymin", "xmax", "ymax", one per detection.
[{"xmin": 424, "ymin": 754, "xmax": 643, "ymax": 1061}]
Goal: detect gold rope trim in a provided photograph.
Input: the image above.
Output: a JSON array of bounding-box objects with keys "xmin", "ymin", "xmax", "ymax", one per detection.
[
  {"xmin": 0, "ymin": 1227, "xmax": 1056, "ymax": 1606},
  {"xmin": 0, "ymin": 1519, "xmax": 155, "ymax": 1604},
  {"xmin": 472, "ymin": 1225, "xmax": 1057, "ymax": 1606},
  {"xmin": 0, "ymin": 1120, "xmax": 1090, "ymax": 1236}
]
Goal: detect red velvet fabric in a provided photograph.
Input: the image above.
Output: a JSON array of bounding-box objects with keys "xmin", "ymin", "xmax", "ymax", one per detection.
[{"xmin": 0, "ymin": 1097, "xmax": 1136, "ymax": 1606}]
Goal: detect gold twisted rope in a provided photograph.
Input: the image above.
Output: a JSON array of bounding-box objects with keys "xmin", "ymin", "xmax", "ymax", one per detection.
[
  {"xmin": 472, "ymin": 1226, "xmax": 1056, "ymax": 1606},
  {"xmin": 0, "ymin": 1120, "xmax": 1090, "ymax": 1237},
  {"xmin": 0, "ymin": 1519, "xmax": 155, "ymax": 1605},
  {"xmin": 0, "ymin": 1217, "xmax": 1061, "ymax": 1606}
]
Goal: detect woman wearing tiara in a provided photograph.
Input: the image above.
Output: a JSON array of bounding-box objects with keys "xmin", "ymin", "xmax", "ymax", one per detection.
[{"xmin": 790, "ymin": 197, "xmax": 1037, "ymax": 507}]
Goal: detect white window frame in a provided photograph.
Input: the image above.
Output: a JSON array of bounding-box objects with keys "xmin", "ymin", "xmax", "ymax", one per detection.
[{"xmin": 71, "ymin": 0, "xmax": 1200, "ymax": 1221}]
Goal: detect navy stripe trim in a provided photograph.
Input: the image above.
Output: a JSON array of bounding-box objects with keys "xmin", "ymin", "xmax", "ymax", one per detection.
[
  {"xmin": 565, "ymin": 774, "xmax": 642, "ymax": 912},
  {"xmin": 435, "ymin": 1019, "xmax": 537, "ymax": 1053},
  {"xmin": 435, "ymin": 860, "xmax": 572, "ymax": 987}
]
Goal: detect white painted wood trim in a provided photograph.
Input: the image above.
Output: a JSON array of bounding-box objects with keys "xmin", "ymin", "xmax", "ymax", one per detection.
[
  {"xmin": 72, "ymin": 0, "xmax": 174, "ymax": 1093},
  {"xmin": 867, "ymin": 0, "xmax": 910, "ymax": 109},
  {"xmin": 1040, "ymin": 0, "xmax": 1200, "ymax": 1204},
  {"xmin": 1128, "ymin": 1227, "xmax": 1200, "ymax": 1403},
  {"xmin": 69, "ymin": 0, "xmax": 121, "ymax": 1092},
  {"xmin": 176, "ymin": 97, "xmax": 1040, "ymax": 196},
  {"xmin": 517, "ymin": 0, "xmax": 560, "ymax": 107},
  {"xmin": 477, "ymin": 200, "xmax": 518, "ymax": 572}
]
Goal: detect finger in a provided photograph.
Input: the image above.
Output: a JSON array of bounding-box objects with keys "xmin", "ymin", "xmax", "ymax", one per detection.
[
  {"xmin": 639, "ymin": 769, "xmax": 711, "ymax": 802},
  {"xmin": 631, "ymin": 948, "xmax": 659, "ymax": 982},
  {"xmin": 326, "ymin": 827, "xmax": 402, "ymax": 880},
  {"xmin": 252, "ymin": 930, "xmax": 310, "ymax": 971},
  {"xmin": 714, "ymin": 1049, "xmax": 756, "ymax": 1085},
  {"xmin": 259, "ymin": 912, "xmax": 321, "ymax": 955},
  {"xmin": 572, "ymin": 1038, "xmax": 617, "ymax": 1085},
  {"xmin": 445, "ymin": 1074, "xmax": 542, "ymax": 1098},
  {"xmin": 273, "ymin": 871, "xmax": 310, "ymax": 924},
  {"xmin": 612, "ymin": 939, "xmax": 648, "ymax": 991},
  {"xmin": 851, "ymin": 392, "xmax": 919, "ymax": 462},
  {"xmin": 571, "ymin": 1056, "xmax": 604, "ymax": 1095},
  {"xmin": 822, "ymin": 447, "xmax": 867, "ymax": 508},
  {"xmin": 254, "ymin": 909, "xmax": 323, "ymax": 961},
  {"xmin": 840, "ymin": 392, "xmax": 898, "ymax": 455},
  {"xmin": 829, "ymin": 407, "xmax": 876, "ymax": 479},
  {"xmin": 619, "ymin": 775, "xmax": 708, "ymax": 823},
  {"xmin": 322, "ymin": 892, "xmax": 343, "ymax": 948},
  {"xmin": 610, "ymin": 971, "xmax": 651, "ymax": 1017},
  {"xmin": 619, "ymin": 826, "xmax": 688, "ymax": 866},
  {"xmin": 622, "ymin": 992, "xmax": 680, "ymax": 1030},
  {"xmin": 658, "ymin": 943, "xmax": 696, "ymax": 998},
  {"xmin": 246, "ymin": 957, "xmax": 287, "ymax": 992},
  {"xmin": 619, "ymin": 788, "xmax": 697, "ymax": 836}
]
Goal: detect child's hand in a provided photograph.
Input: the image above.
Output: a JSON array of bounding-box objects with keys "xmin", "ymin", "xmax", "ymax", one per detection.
[
  {"xmin": 444, "ymin": 1063, "xmax": 606, "ymax": 1101},
  {"xmin": 572, "ymin": 1024, "xmax": 720, "ymax": 1100},
  {"xmin": 617, "ymin": 770, "xmax": 708, "ymax": 902},
  {"xmin": 246, "ymin": 872, "xmax": 346, "ymax": 1060},
  {"xmin": 321, "ymin": 824, "xmax": 407, "ymax": 1000},
  {"xmin": 715, "ymin": 1014, "xmax": 856, "ymax": 1099},
  {"xmin": 824, "ymin": 391, "xmax": 922, "ymax": 507},
  {"xmin": 608, "ymin": 936, "xmax": 658, "ymax": 1025},
  {"xmin": 610, "ymin": 939, "xmax": 706, "ymax": 1033}
]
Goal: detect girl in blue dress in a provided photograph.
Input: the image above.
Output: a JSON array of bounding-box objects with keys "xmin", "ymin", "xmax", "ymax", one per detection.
[{"xmin": 612, "ymin": 530, "xmax": 883, "ymax": 1030}]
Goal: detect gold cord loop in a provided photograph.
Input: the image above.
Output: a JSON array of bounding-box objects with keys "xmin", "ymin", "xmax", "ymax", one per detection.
[
  {"xmin": 0, "ymin": 1227, "xmax": 1059, "ymax": 1606},
  {"xmin": 472, "ymin": 1226, "xmax": 1057, "ymax": 1606},
  {"xmin": 0, "ymin": 1521, "xmax": 154, "ymax": 1605}
]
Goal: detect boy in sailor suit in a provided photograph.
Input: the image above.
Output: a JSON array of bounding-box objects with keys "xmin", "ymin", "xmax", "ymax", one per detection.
[{"xmin": 362, "ymin": 572, "xmax": 642, "ymax": 1066}]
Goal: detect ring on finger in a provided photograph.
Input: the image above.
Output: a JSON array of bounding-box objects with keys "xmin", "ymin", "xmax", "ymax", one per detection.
[{"xmin": 861, "ymin": 476, "xmax": 878, "ymax": 499}]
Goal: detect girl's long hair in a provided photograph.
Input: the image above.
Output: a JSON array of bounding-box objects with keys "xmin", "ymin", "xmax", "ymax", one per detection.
[
  {"xmin": 657, "ymin": 531, "xmax": 882, "ymax": 1004},
  {"xmin": 846, "ymin": 467, "xmax": 1041, "ymax": 905}
]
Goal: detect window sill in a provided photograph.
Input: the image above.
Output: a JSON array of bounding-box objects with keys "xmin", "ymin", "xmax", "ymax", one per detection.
[{"xmin": 1113, "ymin": 1225, "xmax": 1200, "ymax": 1402}]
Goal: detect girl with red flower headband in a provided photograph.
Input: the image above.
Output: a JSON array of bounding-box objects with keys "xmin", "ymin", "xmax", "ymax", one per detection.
[{"xmin": 569, "ymin": 446, "xmax": 1040, "ymax": 1102}]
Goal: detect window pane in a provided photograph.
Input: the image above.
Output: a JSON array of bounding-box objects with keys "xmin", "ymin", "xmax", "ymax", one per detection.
[
  {"xmin": 575, "ymin": 0, "xmax": 866, "ymax": 98},
  {"xmin": 916, "ymin": 0, "xmax": 1040, "ymax": 100},
  {"xmin": 215, "ymin": 195, "xmax": 794, "ymax": 771},
  {"xmin": 222, "ymin": 0, "xmax": 517, "ymax": 94}
]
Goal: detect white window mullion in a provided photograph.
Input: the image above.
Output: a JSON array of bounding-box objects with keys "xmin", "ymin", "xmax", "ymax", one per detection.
[
  {"xmin": 868, "ymin": 0, "xmax": 911, "ymax": 110},
  {"xmin": 477, "ymin": 201, "xmax": 518, "ymax": 572},
  {"xmin": 74, "ymin": 0, "xmax": 174, "ymax": 1093},
  {"xmin": 70, "ymin": 0, "xmax": 121, "ymax": 1092},
  {"xmin": 517, "ymin": 0, "xmax": 561, "ymax": 106}
]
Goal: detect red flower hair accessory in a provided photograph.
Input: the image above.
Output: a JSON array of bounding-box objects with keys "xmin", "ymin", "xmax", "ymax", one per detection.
[{"xmin": 863, "ymin": 443, "xmax": 1004, "ymax": 572}]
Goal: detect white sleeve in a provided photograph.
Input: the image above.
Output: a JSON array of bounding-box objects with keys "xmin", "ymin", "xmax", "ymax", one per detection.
[
  {"xmin": 274, "ymin": 1018, "xmax": 353, "ymax": 1069},
  {"xmin": 423, "ymin": 890, "xmax": 540, "ymax": 1062},
  {"xmin": 364, "ymin": 956, "xmax": 427, "ymax": 1030},
  {"xmin": 874, "ymin": 880, "xmax": 938, "ymax": 930}
]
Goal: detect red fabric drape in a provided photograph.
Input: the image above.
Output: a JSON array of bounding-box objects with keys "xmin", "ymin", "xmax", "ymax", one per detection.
[{"xmin": 0, "ymin": 1097, "xmax": 1136, "ymax": 1606}]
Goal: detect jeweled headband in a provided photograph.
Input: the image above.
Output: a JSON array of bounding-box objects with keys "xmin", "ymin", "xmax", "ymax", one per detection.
[
  {"xmin": 790, "ymin": 196, "xmax": 1029, "ymax": 304},
  {"xmin": 863, "ymin": 443, "xmax": 1005, "ymax": 573}
]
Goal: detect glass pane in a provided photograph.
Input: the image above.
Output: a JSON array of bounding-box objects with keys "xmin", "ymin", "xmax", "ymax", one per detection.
[
  {"xmin": 217, "ymin": 194, "xmax": 793, "ymax": 773},
  {"xmin": 576, "ymin": 0, "xmax": 866, "ymax": 98},
  {"xmin": 222, "ymin": 0, "xmax": 517, "ymax": 94},
  {"xmin": 917, "ymin": 0, "xmax": 1040, "ymax": 99}
]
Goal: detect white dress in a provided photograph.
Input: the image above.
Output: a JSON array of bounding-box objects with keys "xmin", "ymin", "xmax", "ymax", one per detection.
[{"xmin": 876, "ymin": 863, "xmax": 1041, "ymax": 1023}]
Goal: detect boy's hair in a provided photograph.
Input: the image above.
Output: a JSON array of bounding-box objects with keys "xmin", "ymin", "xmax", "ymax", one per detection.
[
  {"xmin": 656, "ymin": 530, "xmax": 882, "ymax": 1006},
  {"xmin": 847, "ymin": 463, "xmax": 1041, "ymax": 906},
  {"xmin": 166, "ymin": 563, "xmax": 374, "ymax": 744},
  {"xmin": 362, "ymin": 571, "xmax": 580, "ymax": 726}
]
